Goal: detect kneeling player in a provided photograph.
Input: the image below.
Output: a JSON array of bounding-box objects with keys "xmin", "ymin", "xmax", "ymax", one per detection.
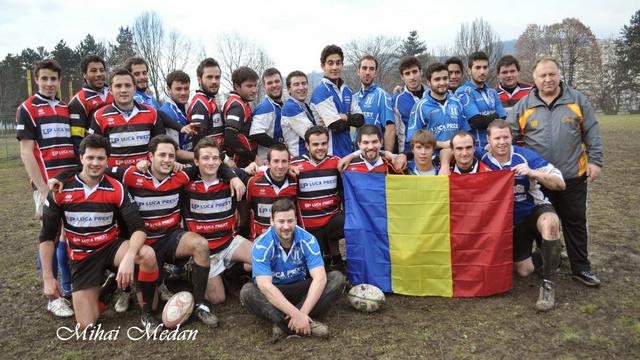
[
  {"xmin": 481, "ymin": 120, "xmax": 565, "ymax": 311},
  {"xmin": 39, "ymin": 135, "xmax": 159, "ymax": 329},
  {"xmin": 182, "ymin": 138, "xmax": 253, "ymax": 304},
  {"xmin": 406, "ymin": 130, "xmax": 439, "ymax": 175}
]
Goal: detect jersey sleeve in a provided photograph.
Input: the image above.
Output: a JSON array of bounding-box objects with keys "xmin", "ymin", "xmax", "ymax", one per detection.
[
  {"xmin": 310, "ymin": 87, "xmax": 341, "ymax": 128},
  {"xmin": 88, "ymin": 113, "xmax": 103, "ymax": 136},
  {"xmin": 494, "ymin": 90, "xmax": 507, "ymax": 118},
  {"xmin": 382, "ymin": 91, "xmax": 395, "ymax": 125},
  {"xmin": 224, "ymin": 101, "xmax": 246, "ymax": 132},
  {"xmin": 39, "ymin": 192, "xmax": 63, "ymax": 242},
  {"xmin": 350, "ymin": 93, "xmax": 363, "ymax": 116},
  {"xmin": 188, "ymin": 99, "xmax": 210, "ymax": 132},
  {"xmin": 68, "ymin": 96, "xmax": 88, "ymax": 135},
  {"xmin": 578, "ymin": 95, "xmax": 603, "ymax": 167},
  {"xmin": 250, "ymin": 102, "xmax": 273, "ymax": 136},
  {"xmin": 405, "ymin": 101, "xmax": 424, "ymax": 149},
  {"xmin": 15, "ymin": 105, "xmax": 36, "ymax": 141},
  {"xmin": 302, "ymin": 233, "xmax": 324, "ymax": 271},
  {"xmin": 151, "ymin": 109, "xmax": 166, "ymax": 137},
  {"xmin": 118, "ymin": 186, "xmax": 146, "ymax": 234},
  {"xmin": 458, "ymin": 89, "xmax": 480, "ymax": 119},
  {"xmin": 251, "ymin": 238, "xmax": 274, "ymax": 278}
]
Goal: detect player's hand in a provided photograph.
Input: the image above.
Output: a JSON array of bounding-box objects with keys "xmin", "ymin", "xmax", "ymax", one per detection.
[
  {"xmin": 47, "ymin": 179, "xmax": 63, "ymax": 193},
  {"xmin": 224, "ymin": 158, "xmax": 237, "ymax": 168},
  {"xmin": 288, "ymin": 165, "xmax": 300, "ymax": 177},
  {"xmin": 43, "ymin": 277, "xmax": 62, "ymax": 300},
  {"xmin": 254, "ymin": 156, "xmax": 264, "ymax": 167},
  {"xmin": 172, "ymin": 162, "xmax": 184, "ymax": 173},
  {"xmin": 136, "ymin": 159, "xmax": 150, "ymax": 172},
  {"xmin": 287, "ymin": 310, "xmax": 311, "ymax": 335},
  {"xmin": 339, "ymin": 114, "xmax": 348, "ymax": 122},
  {"xmin": 392, "ymin": 85, "xmax": 402, "ymax": 94},
  {"xmin": 337, "ymin": 155, "xmax": 354, "ymax": 171},
  {"xmin": 393, "ymin": 153, "xmax": 408, "ymax": 171},
  {"xmin": 229, "ymin": 178, "xmax": 246, "ymax": 201},
  {"xmin": 116, "ymin": 254, "xmax": 135, "ymax": 290},
  {"xmin": 180, "ymin": 123, "xmax": 198, "ymax": 136},
  {"xmin": 244, "ymin": 162, "xmax": 259, "ymax": 176},
  {"xmin": 511, "ymin": 163, "xmax": 534, "ymax": 177},
  {"xmin": 586, "ymin": 163, "xmax": 601, "ymax": 183}
]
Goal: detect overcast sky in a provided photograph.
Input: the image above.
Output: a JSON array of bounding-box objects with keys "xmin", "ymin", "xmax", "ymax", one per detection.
[{"xmin": 1, "ymin": 0, "xmax": 637, "ymax": 75}]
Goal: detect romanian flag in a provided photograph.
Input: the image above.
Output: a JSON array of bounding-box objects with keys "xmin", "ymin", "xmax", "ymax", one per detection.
[{"xmin": 343, "ymin": 170, "xmax": 514, "ymax": 297}]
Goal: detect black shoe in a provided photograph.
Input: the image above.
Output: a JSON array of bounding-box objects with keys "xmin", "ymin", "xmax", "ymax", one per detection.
[
  {"xmin": 140, "ymin": 312, "xmax": 162, "ymax": 332},
  {"xmin": 572, "ymin": 270, "xmax": 601, "ymax": 287}
]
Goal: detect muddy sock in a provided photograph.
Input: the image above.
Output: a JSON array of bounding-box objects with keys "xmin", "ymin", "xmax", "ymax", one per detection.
[
  {"xmin": 541, "ymin": 239, "xmax": 562, "ymax": 283},
  {"xmin": 191, "ymin": 263, "xmax": 210, "ymax": 305},
  {"xmin": 137, "ymin": 269, "xmax": 159, "ymax": 313}
]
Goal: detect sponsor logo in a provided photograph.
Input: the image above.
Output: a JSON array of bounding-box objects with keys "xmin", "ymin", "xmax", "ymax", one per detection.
[
  {"xmin": 257, "ymin": 203, "xmax": 272, "ymax": 217},
  {"xmin": 109, "ymin": 131, "xmax": 151, "ymax": 148},
  {"xmin": 189, "ymin": 198, "xmax": 232, "ymax": 214},
  {"xmin": 40, "ymin": 123, "xmax": 70, "ymax": 139},
  {"xmin": 65, "ymin": 211, "xmax": 114, "ymax": 228},
  {"xmin": 135, "ymin": 194, "xmax": 179, "ymax": 211},
  {"xmin": 298, "ymin": 176, "xmax": 337, "ymax": 192}
]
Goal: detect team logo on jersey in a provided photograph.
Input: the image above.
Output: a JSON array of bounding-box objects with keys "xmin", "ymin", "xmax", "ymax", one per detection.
[
  {"xmin": 38, "ymin": 109, "xmax": 45, "ymax": 115},
  {"xmin": 530, "ymin": 120, "xmax": 538, "ymax": 128},
  {"xmin": 92, "ymin": 100, "xmax": 98, "ymax": 105},
  {"xmin": 365, "ymin": 95, "xmax": 374, "ymax": 107},
  {"xmin": 65, "ymin": 194, "xmax": 73, "ymax": 201},
  {"xmin": 107, "ymin": 118, "xmax": 115, "ymax": 124},
  {"xmin": 449, "ymin": 106, "xmax": 459, "ymax": 117},
  {"xmin": 136, "ymin": 178, "xmax": 144, "ymax": 185}
]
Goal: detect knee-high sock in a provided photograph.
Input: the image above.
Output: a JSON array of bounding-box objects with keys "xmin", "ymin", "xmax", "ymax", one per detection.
[
  {"xmin": 541, "ymin": 239, "xmax": 562, "ymax": 283},
  {"xmin": 56, "ymin": 241, "xmax": 72, "ymax": 295},
  {"xmin": 137, "ymin": 270, "xmax": 159, "ymax": 313},
  {"xmin": 191, "ymin": 263, "xmax": 210, "ymax": 305}
]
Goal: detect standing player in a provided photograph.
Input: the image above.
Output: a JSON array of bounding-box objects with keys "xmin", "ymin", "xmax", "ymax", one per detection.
[
  {"xmin": 247, "ymin": 143, "xmax": 298, "ymax": 239},
  {"xmin": 481, "ymin": 120, "xmax": 565, "ymax": 311},
  {"xmin": 455, "ymin": 51, "xmax": 506, "ymax": 149},
  {"xmin": 355, "ymin": 55, "xmax": 395, "ymax": 151},
  {"xmin": 160, "ymin": 70, "xmax": 194, "ymax": 154},
  {"xmin": 40, "ymin": 134, "xmax": 160, "ymax": 329},
  {"xmin": 392, "ymin": 56, "xmax": 426, "ymax": 153},
  {"xmin": 224, "ymin": 66, "xmax": 261, "ymax": 168},
  {"xmin": 240, "ymin": 198, "xmax": 346, "ymax": 340},
  {"xmin": 281, "ymin": 71, "xmax": 316, "ymax": 157},
  {"xmin": 445, "ymin": 57, "xmax": 465, "ymax": 93},
  {"xmin": 509, "ymin": 57, "xmax": 603, "ymax": 287},
  {"xmin": 495, "ymin": 55, "xmax": 533, "ymax": 114},
  {"xmin": 250, "ymin": 68, "xmax": 285, "ymax": 162},
  {"xmin": 344, "ymin": 125, "xmax": 399, "ymax": 174},
  {"xmin": 310, "ymin": 44, "xmax": 364, "ymax": 157},
  {"xmin": 68, "ymin": 55, "xmax": 114, "ymax": 148},
  {"xmin": 290, "ymin": 126, "xmax": 344, "ymax": 269},
  {"xmin": 406, "ymin": 62, "xmax": 469, "ymax": 153},
  {"xmin": 17, "ymin": 59, "xmax": 78, "ymax": 317},
  {"xmin": 124, "ymin": 57, "xmax": 160, "ymax": 109},
  {"xmin": 188, "ymin": 58, "xmax": 225, "ymax": 148},
  {"xmin": 182, "ymin": 138, "xmax": 253, "ymax": 305}
]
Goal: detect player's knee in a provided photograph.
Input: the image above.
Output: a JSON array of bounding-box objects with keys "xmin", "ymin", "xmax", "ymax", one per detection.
[
  {"xmin": 138, "ymin": 246, "xmax": 157, "ymax": 269},
  {"xmin": 206, "ymin": 288, "xmax": 226, "ymax": 305},
  {"xmin": 190, "ymin": 235, "xmax": 209, "ymax": 256},
  {"xmin": 515, "ymin": 261, "xmax": 534, "ymax": 277},
  {"xmin": 539, "ymin": 213, "xmax": 560, "ymax": 239}
]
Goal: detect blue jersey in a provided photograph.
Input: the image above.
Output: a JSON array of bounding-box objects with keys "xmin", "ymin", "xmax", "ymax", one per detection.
[
  {"xmin": 481, "ymin": 146, "xmax": 561, "ymax": 224},
  {"xmin": 455, "ymin": 80, "xmax": 506, "ymax": 149},
  {"xmin": 406, "ymin": 159, "xmax": 439, "ymax": 175},
  {"xmin": 134, "ymin": 90, "xmax": 160, "ymax": 109},
  {"xmin": 251, "ymin": 96, "xmax": 283, "ymax": 161},
  {"xmin": 159, "ymin": 99, "xmax": 192, "ymax": 151},
  {"xmin": 251, "ymin": 225, "xmax": 324, "ymax": 285},
  {"xmin": 281, "ymin": 98, "xmax": 316, "ymax": 157},
  {"xmin": 355, "ymin": 83, "xmax": 394, "ymax": 140},
  {"xmin": 406, "ymin": 91, "xmax": 469, "ymax": 153},
  {"xmin": 392, "ymin": 85, "xmax": 424, "ymax": 153},
  {"xmin": 310, "ymin": 78, "xmax": 362, "ymax": 157}
]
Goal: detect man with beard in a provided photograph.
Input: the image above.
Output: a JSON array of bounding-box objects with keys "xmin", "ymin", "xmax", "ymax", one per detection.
[
  {"xmin": 124, "ymin": 57, "xmax": 160, "ymax": 109},
  {"xmin": 455, "ymin": 51, "xmax": 506, "ymax": 149},
  {"xmin": 250, "ymin": 68, "xmax": 285, "ymax": 162},
  {"xmin": 344, "ymin": 125, "xmax": 400, "ymax": 174},
  {"xmin": 281, "ymin": 71, "xmax": 316, "ymax": 157},
  {"xmin": 239, "ymin": 198, "xmax": 346, "ymax": 340},
  {"xmin": 68, "ymin": 55, "xmax": 114, "ymax": 147},
  {"xmin": 406, "ymin": 62, "xmax": 469, "ymax": 154},
  {"xmin": 188, "ymin": 58, "xmax": 225, "ymax": 148},
  {"xmin": 290, "ymin": 126, "xmax": 344, "ymax": 270},
  {"xmin": 355, "ymin": 55, "xmax": 395, "ymax": 151}
]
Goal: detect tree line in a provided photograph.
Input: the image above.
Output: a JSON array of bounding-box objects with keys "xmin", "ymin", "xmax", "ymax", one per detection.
[{"xmin": 1, "ymin": 10, "xmax": 639, "ymax": 115}]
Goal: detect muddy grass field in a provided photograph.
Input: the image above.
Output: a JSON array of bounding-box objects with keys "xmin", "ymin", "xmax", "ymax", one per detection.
[{"xmin": 0, "ymin": 115, "xmax": 638, "ymax": 359}]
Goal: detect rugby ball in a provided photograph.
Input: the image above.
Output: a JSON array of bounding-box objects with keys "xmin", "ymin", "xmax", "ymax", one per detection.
[
  {"xmin": 348, "ymin": 284, "xmax": 385, "ymax": 313},
  {"xmin": 162, "ymin": 291, "xmax": 194, "ymax": 329}
]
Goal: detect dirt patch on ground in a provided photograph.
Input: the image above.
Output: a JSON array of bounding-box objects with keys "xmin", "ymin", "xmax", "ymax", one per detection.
[{"xmin": 0, "ymin": 117, "xmax": 638, "ymax": 359}]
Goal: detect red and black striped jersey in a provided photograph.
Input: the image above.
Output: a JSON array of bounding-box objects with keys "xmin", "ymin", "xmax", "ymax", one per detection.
[
  {"xmin": 247, "ymin": 171, "xmax": 298, "ymax": 239},
  {"xmin": 290, "ymin": 155, "xmax": 342, "ymax": 230},
  {"xmin": 495, "ymin": 83, "xmax": 533, "ymax": 110},
  {"xmin": 39, "ymin": 174, "xmax": 143, "ymax": 261},
  {"xmin": 182, "ymin": 175, "xmax": 237, "ymax": 253},
  {"xmin": 187, "ymin": 90, "xmax": 224, "ymax": 146},
  {"xmin": 89, "ymin": 101, "xmax": 165, "ymax": 167},
  {"xmin": 68, "ymin": 85, "xmax": 114, "ymax": 135},
  {"xmin": 111, "ymin": 166, "xmax": 191, "ymax": 245},
  {"xmin": 345, "ymin": 155, "xmax": 400, "ymax": 174},
  {"xmin": 223, "ymin": 92, "xmax": 257, "ymax": 167},
  {"xmin": 15, "ymin": 93, "xmax": 79, "ymax": 182}
]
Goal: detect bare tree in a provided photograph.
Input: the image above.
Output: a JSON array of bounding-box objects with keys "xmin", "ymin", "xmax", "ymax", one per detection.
[
  {"xmin": 343, "ymin": 35, "xmax": 403, "ymax": 92},
  {"xmin": 216, "ymin": 33, "xmax": 275, "ymax": 98},
  {"xmin": 515, "ymin": 24, "xmax": 546, "ymax": 82},
  {"xmin": 454, "ymin": 18, "xmax": 504, "ymax": 83}
]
